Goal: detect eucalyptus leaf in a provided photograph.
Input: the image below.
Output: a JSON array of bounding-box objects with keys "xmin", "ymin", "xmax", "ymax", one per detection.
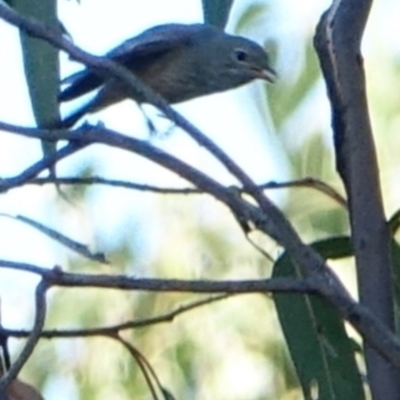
[
  {"xmin": 201, "ymin": 0, "xmax": 234, "ymax": 29},
  {"xmin": 161, "ymin": 387, "xmax": 176, "ymax": 400},
  {"xmin": 273, "ymin": 237, "xmax": 364, "ymax": 400},
  {"xmin": 13, "ymin": 0, "xmax": 60, "ymax": 173}
]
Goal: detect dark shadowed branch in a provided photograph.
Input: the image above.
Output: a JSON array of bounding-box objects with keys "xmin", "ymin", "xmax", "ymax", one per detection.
[
  {"xmin": 0, "ymin": 280, "xmax": 49, "ymax": 388},
  {"xmin": 314, "ymin": 0, "xmax": 399, "ymax": 398}
]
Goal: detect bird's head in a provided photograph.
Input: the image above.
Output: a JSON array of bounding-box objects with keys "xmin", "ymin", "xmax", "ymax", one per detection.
[
  {"xmin": 222, "ymin": 35, "xmax": 277, "ymax": 86},
  {"xmin": 189, "ymin": 27, "xmax": 277, "ymax": 96}
]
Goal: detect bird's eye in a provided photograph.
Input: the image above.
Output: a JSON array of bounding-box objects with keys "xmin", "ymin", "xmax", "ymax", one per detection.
[{"xmin": 234, "ymin": 49, "xmax": 248, "ymax": 62}]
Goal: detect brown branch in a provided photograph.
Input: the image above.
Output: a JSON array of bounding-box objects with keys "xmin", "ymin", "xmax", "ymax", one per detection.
[
  {"xmin": 0, "ymin": 280, "xmax": 49, "ymax": 389},
  {"xmin": 259, "ymin": 178, "xmax": 347, "ymax": 208},
  {"xmin": 314, "ymin": 0, "xmax": 399, "ymax": 397},
  {"xmin": 30, "ymin": 176, "xmax": 203, "ymax": 194},
  {"xmin": 26, "ymin": 176, "xmax": 347, "ymax": 208},
  {"xmin": 0, "ymin": 260, "xmax": 316, "ymax": 294}
]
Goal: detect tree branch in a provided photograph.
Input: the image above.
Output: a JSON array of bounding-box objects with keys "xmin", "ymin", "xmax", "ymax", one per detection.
[
  {"xmin": 25, "ymin": 175, "xmax": 347, "ymax": 208},
  {"xmin": 0, "ymin": 280, "xmax": 49, "ymax": 389},
  {"xmin": 314, "ymin": 0, "xmax": 399, "ymax": 398},
  {"xmin": 0, "ymin": 260, "xmax": 315, "ymax": 294},
  {"xmin": 0, "ymin": 140, "xmax": 87, "ymax": 194}
]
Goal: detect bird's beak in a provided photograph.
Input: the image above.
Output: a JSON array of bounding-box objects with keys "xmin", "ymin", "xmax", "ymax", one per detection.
[{"xmin": 253, "ymin": 66, "xmax": 277, "ymax": 83}]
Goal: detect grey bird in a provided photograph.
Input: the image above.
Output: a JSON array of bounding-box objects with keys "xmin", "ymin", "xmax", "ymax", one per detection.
[{"xmin": 59, "ymin": 23, "xmax": 277, "ymax": 128}]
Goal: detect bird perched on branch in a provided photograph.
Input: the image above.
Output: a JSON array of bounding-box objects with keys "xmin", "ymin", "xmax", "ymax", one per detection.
[{"xmin": 59, "ymin": 23, "xmax": 277, "ymax": 128}]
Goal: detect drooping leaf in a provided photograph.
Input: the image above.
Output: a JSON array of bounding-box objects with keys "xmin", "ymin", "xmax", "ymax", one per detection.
[
  {"xmin": 273, "ymin": 237, "xmax": 365, "ymax": 400},
  {"xmin": 201, "ymin": 0, "xmax": 234, "ymax": 29},
  {"xmin": 13, "ymin": 0, "xmax": 60, "ymax": 167},
  {"xmin": 161, "ymin": 387, "xmax": 176, "ymax": 400}
]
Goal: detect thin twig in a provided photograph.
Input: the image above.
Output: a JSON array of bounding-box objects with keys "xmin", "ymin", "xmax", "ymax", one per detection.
[
  {"xmin": 2, "ymin": 294, "xmax": 231, "ymax": 338},
  {"xmin": 259, "ymin": 178, "xmax": 347, "ymax": 208},
  {"xmin": 0, "ymin": 280, "xmax": 49, "ymax": 388},
  {"xmin": 30, "ymin": 176, "xmax": 203, "ymax": 194},
  {"xmin": 116, "ymin": 335, "xmax": 171, "ymax": 400},
  {"xmin": 0, "ymin": 141, "xmax": 88, "ymax": 194},
  {"xmin": 0, "ymin": 213, "xmax": 107, "ymax": 264},
  {"xmin": 26, "ymin": 176, "xmax": 347, "ymax": 208},
  {"xmin": 113, "ymin": 336, "xmax": 160, "ymax": 400}
]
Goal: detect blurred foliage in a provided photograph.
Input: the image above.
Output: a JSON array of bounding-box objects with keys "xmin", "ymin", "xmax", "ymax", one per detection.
[
  {"xmin": 235, "ymin": 3, "xmax": 268, "ymax": 33},
  {"xmin": 267, "ymin": 43, "xmax": 320, "ymax": 130},
  {"xmin": 57, "ymin": 163, "xmax": 98, "ymax": 203},
  {"xmin": 6, "ymin": 0, "xmax": 400, "ymax": 399}
]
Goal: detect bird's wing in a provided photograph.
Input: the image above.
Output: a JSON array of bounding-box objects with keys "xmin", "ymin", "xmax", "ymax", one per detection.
[
  {"xmin": 59, "ymin": 24, "xmax": 206, "ymax": 102},
  {"xmin": 109, "ymin": 24, "xmax": 208, "ymax": 59}
]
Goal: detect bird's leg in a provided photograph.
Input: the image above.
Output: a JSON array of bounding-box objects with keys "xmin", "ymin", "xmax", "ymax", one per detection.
[
  {"xmin": 138, "ymin": 104, "xmax": 158, "ymax": 136},
  {"xmin": 159, "ymin": 120, "xmax": 177, "ymax": 138},
  {"xmin": 137, "ymin": 105, "xmax": 178, "ymax": 138},
  {"xmin": 153, "ymin": 111, "xmax": 178, "ymax": 138}
]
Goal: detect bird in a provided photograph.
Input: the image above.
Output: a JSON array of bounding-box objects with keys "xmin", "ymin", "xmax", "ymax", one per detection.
[{"xmin": 59, "ymin": 23, "xmax": 277, "ymax": 128}]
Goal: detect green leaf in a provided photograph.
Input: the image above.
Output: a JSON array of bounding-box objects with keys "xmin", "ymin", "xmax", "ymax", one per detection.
[
  {"xmin": 13, "ymin": 0, "xmax": 60, "ymax": 166},
  {"xmin": 273, "ymin": 237, "xmax": 365, "ymax": 400},
  {"xmin": 160, "ymin": 387, "xmax": 176, "ymax": 400},
  {"xmin": 201, "ymin": 0, "xmax": 234, "ymax": 29},
  {"xmin": 388, "ymin": 209, "xmax": 400, "ymax": 235},
  {"xmin": 383, "ymin": 214, "xmax": 400, "ymax": 333}
]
